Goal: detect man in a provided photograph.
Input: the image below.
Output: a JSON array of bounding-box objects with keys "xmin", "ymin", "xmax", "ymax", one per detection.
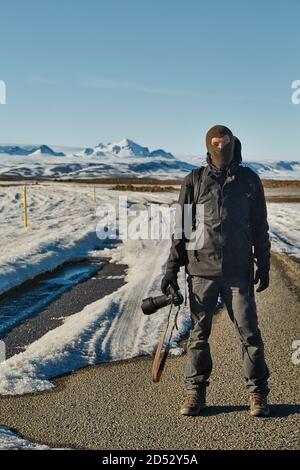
[{"xmin": 161, "ymin": 125, "xmax": 271, "ymax": 417}]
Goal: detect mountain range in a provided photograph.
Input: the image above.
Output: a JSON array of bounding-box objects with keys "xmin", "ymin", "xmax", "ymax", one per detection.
[{"xmin": 0, "ymin": 139, "xmax": 299, "ymax": 180}]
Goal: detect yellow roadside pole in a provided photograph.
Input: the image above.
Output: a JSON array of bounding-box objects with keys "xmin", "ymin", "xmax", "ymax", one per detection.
[{"xmin": 23, "ymin": 185, "xmax": 28, "ymax": 229}]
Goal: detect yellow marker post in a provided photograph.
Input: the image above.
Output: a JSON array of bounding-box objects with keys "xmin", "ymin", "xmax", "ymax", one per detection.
[
  {"xmin": 23, "ymin": 185, "xmax": 28, "ymax": 229},
  {"xmin": 93, "ymin": 186, "xmax": 97, "ymax": 204}
]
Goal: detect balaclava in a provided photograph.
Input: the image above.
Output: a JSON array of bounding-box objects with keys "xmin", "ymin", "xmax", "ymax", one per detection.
[{"xmin": 206, "ymin": 125, "xmax": 235, "ymax": 169}]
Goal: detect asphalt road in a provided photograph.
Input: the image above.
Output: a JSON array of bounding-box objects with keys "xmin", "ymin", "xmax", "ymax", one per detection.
[
  {"xmin": 2, "ymin": 262, "xmax": 126, "ymax": 358},
  {"xmin": 0, "ymin": 257, "xmax": 299, "ymax": 450}
]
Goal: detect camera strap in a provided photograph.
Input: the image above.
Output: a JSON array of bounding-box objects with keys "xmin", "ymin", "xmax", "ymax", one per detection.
[
  {"xmin": 184, "ymin": 266, "xmax": 188, "ymax": 306},
  {"xmin": 151, "ymin": 302, "xmax": 180, "ymax": 383}
]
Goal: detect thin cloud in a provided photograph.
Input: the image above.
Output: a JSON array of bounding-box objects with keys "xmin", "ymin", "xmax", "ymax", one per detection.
[
  {"xmin": 28, "ymin": 76, "xmax": 59, "ymax": 86},
  {"xmin": 82, "ymin": 77, "xmax": 185, "ymax": 96},
  {"xmin": 27, "ymin": 75, "xmax": 284, "ymax": 105},
  {"xmin": 81, "ymin": 77, "xmax": 282, "ymax": 104}
]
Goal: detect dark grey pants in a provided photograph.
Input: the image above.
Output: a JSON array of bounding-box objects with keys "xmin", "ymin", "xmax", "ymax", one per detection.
[{"xmin": 185, "ymin": 275, "xmax": 270, "ymax": 396}]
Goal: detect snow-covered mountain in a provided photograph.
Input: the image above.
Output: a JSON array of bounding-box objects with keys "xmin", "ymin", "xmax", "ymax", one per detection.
[
  {"xmin": 0, "ymin": 139, "xmax": 299, "ymax": 180},
  {"xmin": 0, "ymin": 144, "xmax": 65, "ymax": 157},
  {"xmin": 182, "ymin": 155, "xmax": 300, "ymax": 179},
  {"xmin": 80, "ymin": 138, "xmax": 174, "ymax": 159},
  {"xmin": 243, "ymin": 160, "xmax": 300, "ymax": 178},
  {"xmin": 0, "ymin": 145, "xmax": 37, "ymax": 156},
  {"xmin": 0, "ymin": 139, "xmax": 191, "ymax": 179},
  {"xmin": 28, "ymin": 145, "xmax": 65, "ymax": 157}
]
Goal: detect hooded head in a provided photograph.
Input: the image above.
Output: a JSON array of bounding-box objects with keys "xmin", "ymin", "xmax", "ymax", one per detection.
[{"xmin": 206, "ymin": 125, "xmax": 235, "ymax": 169}]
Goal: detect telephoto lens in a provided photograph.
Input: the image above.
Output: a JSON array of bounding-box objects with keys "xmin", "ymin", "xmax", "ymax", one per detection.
[
  {"xmin": 141, "ymin": 294, "xmax": 171, "ymax": 315},
  {"xmin": 141, "ymin": 286, "xmax": 184, "ymax": 315}
]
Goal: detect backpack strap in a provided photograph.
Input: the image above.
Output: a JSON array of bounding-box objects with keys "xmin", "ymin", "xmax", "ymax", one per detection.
[
  {"xmin": 191, "ymin": 167, "xmax": 205, "ymax": 229},
  {"xmin": 191, "ymin": 167, "xmax": 205, "ymax": 203}
]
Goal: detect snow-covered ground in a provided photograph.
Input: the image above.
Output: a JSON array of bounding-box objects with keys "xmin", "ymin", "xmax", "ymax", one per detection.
[
  {"xmin": 0, "ymin": 183, "xmax": 178, "ymax": 295},
  {"xmin": 268, "ymin": 203, "xmax": 300, "ymax": 258},
  {"xmin": 0, "ymin": 426, "xmax": 53, "ymax": 450},
  {"xmin": 0, "ymin": 184, "xmax": 100, "ymax": 295},
  {"xmin": 0, "ymin": 184, "xmax": 299, "ymax": 396}
]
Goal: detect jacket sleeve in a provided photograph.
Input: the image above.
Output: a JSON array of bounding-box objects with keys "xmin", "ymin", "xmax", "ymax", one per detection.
[
  {"xmin": 251, "ymin": 174, "xmax": 271, "ymax": 272},
  {"xmin": 165, "ymin": 173, "xmax": 193, "ymax": 273}
]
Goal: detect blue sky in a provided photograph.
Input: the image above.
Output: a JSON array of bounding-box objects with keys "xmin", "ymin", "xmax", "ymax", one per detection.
[{"xmin": 0, "ymin": 0, "xmax": 299, "ymax": 159}]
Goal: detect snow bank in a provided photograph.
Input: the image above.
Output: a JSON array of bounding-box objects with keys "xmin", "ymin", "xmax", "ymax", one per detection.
[
  {"xmin": 0, "ymin": 184, "xmax": 98, "ymax": 294},
  {"xmin": 0, "ymin": 426, "xmax": 51, "ymax": 449},
  {"xmin": 268, "ymin": 203, "xmax": 300, "ymax": 258},
  {"xmin": 0, "ymin": 237, "xmax": 190, "ymax": 395}
]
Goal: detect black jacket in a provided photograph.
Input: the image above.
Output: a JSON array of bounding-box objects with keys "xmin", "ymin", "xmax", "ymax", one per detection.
[{"xmin": 166, "ymin": 148, "xmax": 271, "ymax": 277}]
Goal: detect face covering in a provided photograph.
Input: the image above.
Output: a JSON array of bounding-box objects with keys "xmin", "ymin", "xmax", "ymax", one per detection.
[{"xmin": 206, "ymin": 125, "xmax": 235, "ymax": 169}]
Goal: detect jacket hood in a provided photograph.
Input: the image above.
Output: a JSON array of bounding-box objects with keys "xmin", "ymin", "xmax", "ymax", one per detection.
[{"xmin": 233, "ymin": 136, "xmax": 242, "ymax": 164}]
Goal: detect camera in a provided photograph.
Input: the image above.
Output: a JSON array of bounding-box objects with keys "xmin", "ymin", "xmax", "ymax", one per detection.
[{"xmin": 141, "ymin": 285, "xmax": 184, "ymax": 315}]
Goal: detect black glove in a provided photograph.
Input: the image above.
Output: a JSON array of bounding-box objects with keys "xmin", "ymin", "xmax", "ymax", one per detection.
[
  {"xmin": 161, "ymin": 271, "xmax": 179, "ymax": 295},
  {"xmin": 254, "ymin": 267, "xmax": 269, "ymax": 293}
]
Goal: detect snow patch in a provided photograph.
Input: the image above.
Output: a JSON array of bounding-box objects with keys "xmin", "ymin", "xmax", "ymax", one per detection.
[{"xmin": 0, "ymin": 426, "xmax": 51, "ymax": 450}]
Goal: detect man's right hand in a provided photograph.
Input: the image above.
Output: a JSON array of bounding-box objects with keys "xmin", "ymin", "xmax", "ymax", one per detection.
[{"xmin": 161, "ymin": 271, "xmax": 179, "ymax": 295}]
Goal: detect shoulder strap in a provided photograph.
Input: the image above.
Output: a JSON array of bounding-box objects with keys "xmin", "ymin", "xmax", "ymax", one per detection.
[
  {"xmin": 191, "ymin": 167, "xmax": 205, "ymax": 204},
  {"xmin": 191, "ymin": 167, "xmax": 205, "ymax": 230}
]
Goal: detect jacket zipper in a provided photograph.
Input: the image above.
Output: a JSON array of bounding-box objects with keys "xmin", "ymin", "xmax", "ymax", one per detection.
[
  {"xmin": 220, "ymin": 174, "xmax": 230, "ymax": 273},
  {"xmin": 220, "ymin": 184, "xmax": 224, "ymax": 273}
]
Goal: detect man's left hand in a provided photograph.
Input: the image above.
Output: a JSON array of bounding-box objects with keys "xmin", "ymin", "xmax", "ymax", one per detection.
[{"xmin": 254, "ymin": 268, "xmax": 270, "ymax": 293}]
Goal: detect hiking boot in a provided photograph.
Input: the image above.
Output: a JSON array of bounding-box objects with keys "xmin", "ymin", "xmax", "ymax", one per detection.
[
  {"xmin": 249, "ymin": 392, "xmax": 270, "ymax": 417},
  {"xmin": 180, "ymin": 390, "xmax": 206, "ymax": 416}
]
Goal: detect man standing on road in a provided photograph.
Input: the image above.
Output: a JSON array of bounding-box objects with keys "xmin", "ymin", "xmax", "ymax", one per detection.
[{"xmin": 161, "ymin": 125, "xmax": 271, "ymax": 417}]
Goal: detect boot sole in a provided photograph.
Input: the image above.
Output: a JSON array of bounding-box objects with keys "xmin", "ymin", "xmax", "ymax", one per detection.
[
  {"xmin": 180, "ymin": 405, "xmax": 207, "ymax": 416},
  {"xmin": 250, "ymin": 408, "xmax": 270, "ymax": 417}
]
